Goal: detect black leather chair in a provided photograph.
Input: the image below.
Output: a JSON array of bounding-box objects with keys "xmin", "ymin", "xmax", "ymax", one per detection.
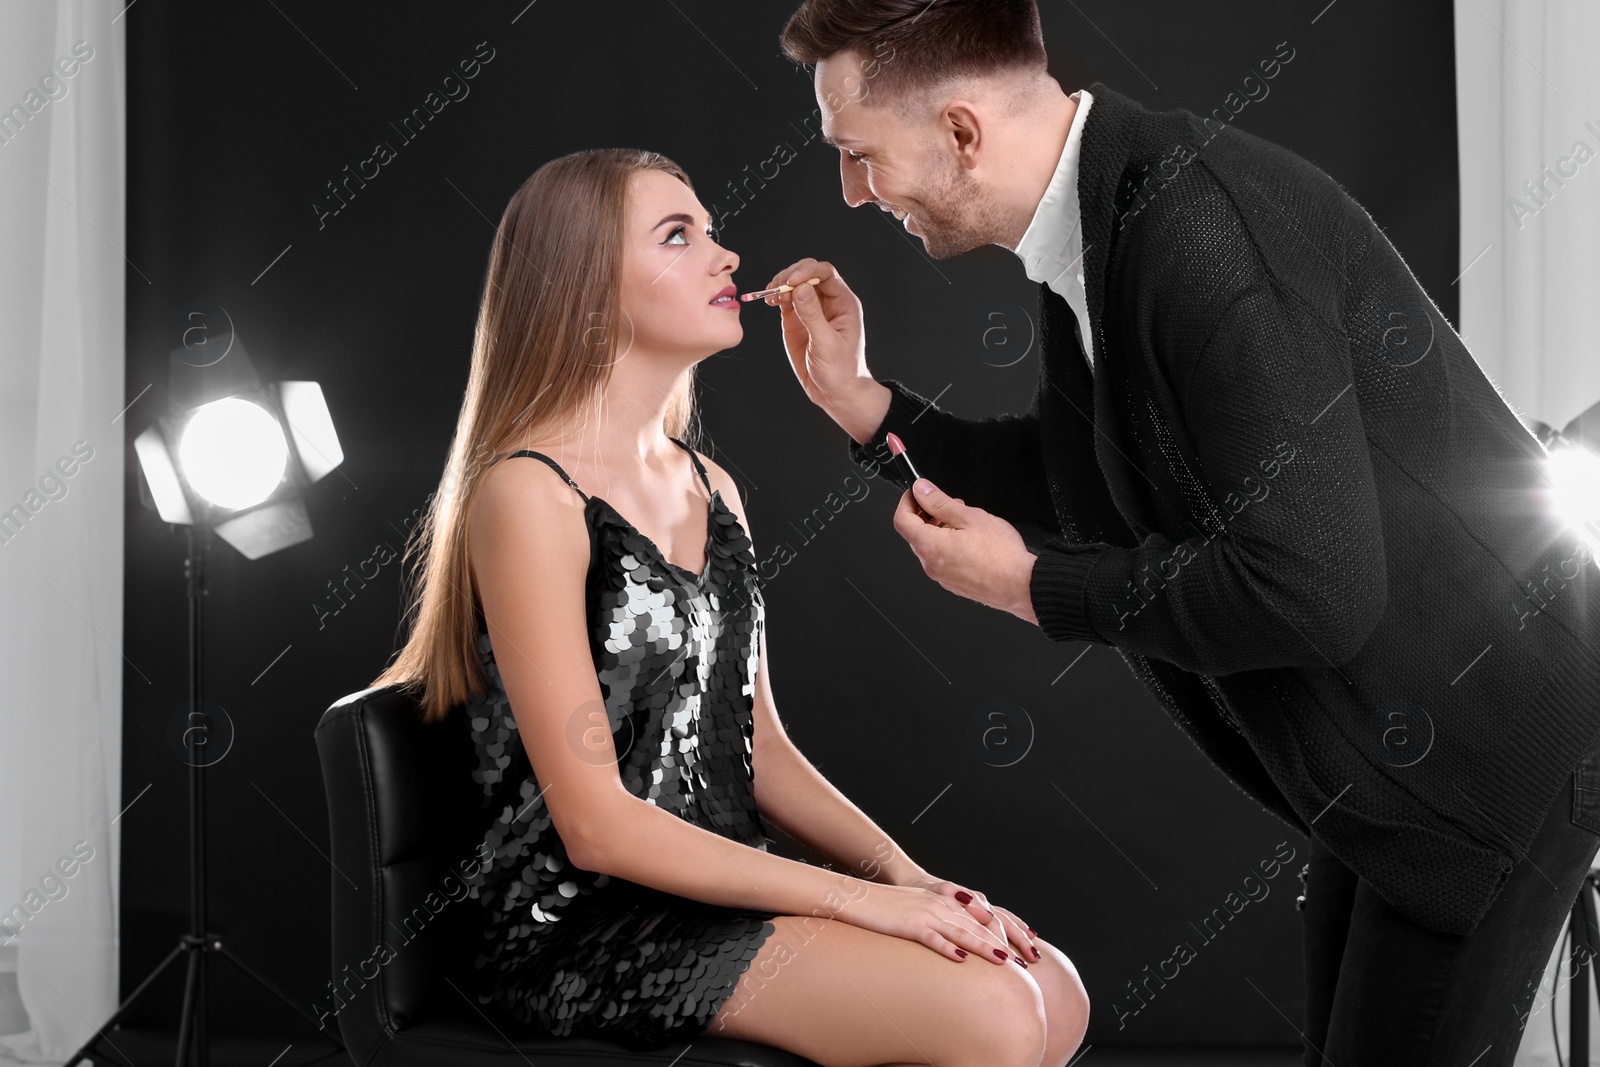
[{"xmin": 313, "ymin": 683, "xmax": 821, "ymax": 1067}]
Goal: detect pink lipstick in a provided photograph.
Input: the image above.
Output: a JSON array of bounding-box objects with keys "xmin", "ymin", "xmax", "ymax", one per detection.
[
  {"xmin": 886, "ymin": 432, "xmax": 921, "ymax": 480},
  {"xmin": 886, "ymin": 432, "xmax": 943, "ymax": 525}
]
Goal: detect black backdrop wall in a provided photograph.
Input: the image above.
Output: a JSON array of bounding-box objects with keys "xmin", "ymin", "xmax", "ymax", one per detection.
[{"xmin": 123, "ymin": 0, "xmax": 1459, "ymax": 1046}]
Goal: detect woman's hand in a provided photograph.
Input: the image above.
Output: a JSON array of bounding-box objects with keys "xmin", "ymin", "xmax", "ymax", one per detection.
[
  {"xmin": 834, "ymin": 880, "xmax": 1027, "ymax": 966},
  {"xmin": 762, "ymin": 258, "xmax": 871, "ymax": 416},
  {"xmin": 898, "ymin": 873, "xmax": 1043, "ymax": 965}
]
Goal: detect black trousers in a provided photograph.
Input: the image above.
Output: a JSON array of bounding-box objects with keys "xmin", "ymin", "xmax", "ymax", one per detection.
[{"xmin": 1301, "ymin": 744, "xmax": 1600, "ymax": 1066}]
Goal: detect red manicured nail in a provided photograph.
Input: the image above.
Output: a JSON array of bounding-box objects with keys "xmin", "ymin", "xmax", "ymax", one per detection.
[
  {"xmin": 954, "ymin": 948, "xmax": 967, "ymax": 958},
  {"xmin": 1030, "ymin": 946, "xmax": 1041, "ymax": 960},
  {"xmin": 955, "ymin": 891, "xmax": 972, "ymax": 905},
  {"xmin": 993, "ymin": 949, "xmax": 1007, "ymax": 961}
]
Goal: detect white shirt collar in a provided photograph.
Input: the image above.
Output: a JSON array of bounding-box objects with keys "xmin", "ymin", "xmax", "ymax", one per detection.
[{"xmin": 1014, "ymin": 89, "xmax": 1093, "ymax": 293}]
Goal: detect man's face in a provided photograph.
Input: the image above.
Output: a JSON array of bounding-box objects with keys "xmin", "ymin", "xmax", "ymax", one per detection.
[{"xmin": 814, "ymin": 49, "xmax": 998, "ymax": 260}]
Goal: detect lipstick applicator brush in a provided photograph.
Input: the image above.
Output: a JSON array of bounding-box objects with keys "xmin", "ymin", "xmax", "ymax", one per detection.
[{"xmin": 739, "ymin": 277, "xmax": 822, "ymax": 302}]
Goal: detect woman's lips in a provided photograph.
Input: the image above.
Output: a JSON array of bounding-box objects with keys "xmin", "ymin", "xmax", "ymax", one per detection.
[{"xmin": 711, "ymin": 295, "xmax": 740, "ymax": 310}]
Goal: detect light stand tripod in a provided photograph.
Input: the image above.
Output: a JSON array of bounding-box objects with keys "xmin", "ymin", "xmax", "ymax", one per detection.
[{"xmin": 60, "ymin": 522, "xmax": 344, "ymax": 1067}]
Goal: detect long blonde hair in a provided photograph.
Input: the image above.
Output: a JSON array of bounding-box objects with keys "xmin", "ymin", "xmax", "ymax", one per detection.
[{"xmin": 371, "ymin": 148, "xmax": 701, "ymax": 723}]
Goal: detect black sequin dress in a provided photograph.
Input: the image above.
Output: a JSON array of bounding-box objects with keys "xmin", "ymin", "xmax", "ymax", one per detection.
[{"xmin": 460, "ymin": 438, "xmax": 779, "ymax": 1050}]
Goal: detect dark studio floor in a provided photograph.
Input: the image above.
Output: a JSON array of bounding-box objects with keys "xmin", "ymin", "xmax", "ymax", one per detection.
[{"xmin": 67, "ymin": 1027, "xmax": 1305, "ymax": 1067}]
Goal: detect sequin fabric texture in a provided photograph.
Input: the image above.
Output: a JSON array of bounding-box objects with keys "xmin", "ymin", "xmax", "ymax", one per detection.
[{"xmin": 460, "ymin": 443, "xmax": 778, "ymax": 1050}]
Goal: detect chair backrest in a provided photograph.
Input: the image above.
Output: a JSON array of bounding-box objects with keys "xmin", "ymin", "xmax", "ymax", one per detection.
[{"xmin": 314, "ymin": 683, "xmax": 486, "ymax": 1055}]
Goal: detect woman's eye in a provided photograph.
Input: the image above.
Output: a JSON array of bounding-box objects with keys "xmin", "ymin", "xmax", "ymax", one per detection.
[
  {"xmin": 847, "ymin": 151, "xmax": 867, "ymax": 163},
  {"xmin": 664, "ymin": 224, "xmax": 718, "ymax": 246}
]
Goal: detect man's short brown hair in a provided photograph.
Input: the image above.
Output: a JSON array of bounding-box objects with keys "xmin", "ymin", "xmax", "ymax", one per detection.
[{"xmin": 779, "ymin": 0, "xmax": 1048, "ymax": 113}]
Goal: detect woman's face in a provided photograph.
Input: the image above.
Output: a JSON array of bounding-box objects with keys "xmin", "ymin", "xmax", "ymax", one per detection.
[{"xmin": 617, "ymin": 168, "xmax": 742, "ymax": 365}]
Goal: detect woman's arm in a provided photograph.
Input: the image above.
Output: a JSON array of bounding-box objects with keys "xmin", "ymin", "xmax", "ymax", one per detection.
[
  {"xmin": 696, "ymin": 454, "xmax": 931, "ymax": 888},
  {"xmin": 751, "ymin": 671, "xmax": 932, "ymax": 888},
  {"xmin": 470, "ymin": 458, "xmax": 867, "ymax": 918},
  {"xmin": 572, "ymin": 772, "xmax": 886, "ymax": 914}
]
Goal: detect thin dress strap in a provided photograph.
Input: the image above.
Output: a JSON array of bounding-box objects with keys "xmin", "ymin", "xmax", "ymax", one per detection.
[
  {"xmin": 671, "ymin": 438, "xmax": 713, "ymax": 496},
  {"xmin": 494, "ymin": 450, "xmax": 590, "ymax": 502}
]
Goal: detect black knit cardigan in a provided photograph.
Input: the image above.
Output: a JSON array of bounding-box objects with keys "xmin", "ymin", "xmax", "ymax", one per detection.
[{"xmin": 847, "ymin": 82, "xmax": 1600, "ymax": 936}]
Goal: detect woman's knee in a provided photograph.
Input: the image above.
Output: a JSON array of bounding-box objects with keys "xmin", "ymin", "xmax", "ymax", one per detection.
[
  {"xmin": 951, "ymin": 956, "xmax": 1049, "ymax": 1067},
  {"xmin": 1027, "ymin": 939, "xmax": 1090, "ymax": 1065},
  {"xmin": 707, "ymin": 915, "xmax": 1049, "ymax": 1067}
]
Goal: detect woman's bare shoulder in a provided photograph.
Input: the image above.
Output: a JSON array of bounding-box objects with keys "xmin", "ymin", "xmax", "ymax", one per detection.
[{"xmin": 470, "ymin": 452, "xmax": 591, "ymax": 581}]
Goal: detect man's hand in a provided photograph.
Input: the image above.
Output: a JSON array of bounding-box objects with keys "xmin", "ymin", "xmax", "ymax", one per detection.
[
  {"xmin": 892, "ymin": 478, "xmax": 1040, "ymax": 626},
  {"xmin": 763, "ymin": 258, "xmax": 877, "ymax": 427}
]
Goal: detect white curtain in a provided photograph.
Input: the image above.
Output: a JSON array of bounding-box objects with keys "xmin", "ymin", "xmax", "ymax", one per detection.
[
  {"xmin": 0, "ymin": 1, "xmax": 124, "ymax": 1063},
  {"xmin": 1457, "ymin": 0, "xmax": 1600, "ymax": 433},
  {"xmin": 1457, "ymin": 2, "xmax": 1600, "ymax": 1064}
]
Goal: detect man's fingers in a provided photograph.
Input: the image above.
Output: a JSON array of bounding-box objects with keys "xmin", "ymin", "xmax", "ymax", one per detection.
[
  {"xmin": 787, "ymin": 261, "xmax": 839, "ymax": 292},
  {"xmin": 892, "ymin": 490, "xmax": 930, "ymax": 544},
  {"xmin": 909, "ymin": 479, "xmax": 966, "ymax": 529},
  {"xmin": 911, "ymin": 478, "xmax": 953, "ymax": 512},
  {"xmin": 763, "ymin": 259, "xmax": 845, "ymax": 304},
  {"xmin": 789, "ymin": 277, "xmax": 826, "ymax": 323},
  {"xmin": 766, "ymin": 257, "xmax": 820, "ymax": 291}
]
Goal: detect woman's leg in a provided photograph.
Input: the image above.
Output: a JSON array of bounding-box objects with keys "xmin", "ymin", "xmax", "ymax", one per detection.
[
  {"xmin": 1016, "ymin": 938, "xmax": 1091, "ymax": 1067},
  {"xmin": 703, "ymin": 914, "xmax": 1087, "ymax": 1067}
]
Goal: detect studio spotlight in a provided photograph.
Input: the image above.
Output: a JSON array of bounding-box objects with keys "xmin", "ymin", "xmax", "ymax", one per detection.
[
  {"xmin": 134, "ymin": 341, "xmax": 343, "ymax": 559},
  {"xmin": 1523, "ymin": 398, "xmax": 1600, "ymax": 557},
  {"xmin": 72, "ymin": 333, "xmax": 347, "ymax": 1067}
]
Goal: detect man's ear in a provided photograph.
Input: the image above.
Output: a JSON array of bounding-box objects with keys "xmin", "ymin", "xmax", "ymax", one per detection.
[{"xmin": 942, "ymin": 100, "xmax": 983, "ymax": 169}]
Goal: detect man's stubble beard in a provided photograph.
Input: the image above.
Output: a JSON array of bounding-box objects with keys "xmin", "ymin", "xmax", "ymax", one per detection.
[{"xmin": 913, "ymin": 154, "xmax": 1011, "ymax": 260}]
